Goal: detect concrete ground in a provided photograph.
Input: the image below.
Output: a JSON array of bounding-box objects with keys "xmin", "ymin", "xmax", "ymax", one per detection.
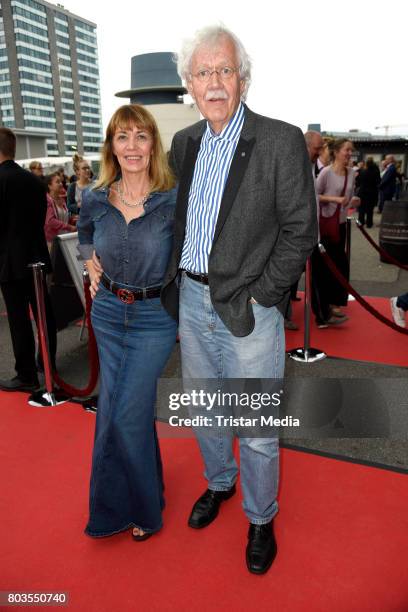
[{"xmin": 1, "ymin": 210, "xmax": 407, "ymax": 469}]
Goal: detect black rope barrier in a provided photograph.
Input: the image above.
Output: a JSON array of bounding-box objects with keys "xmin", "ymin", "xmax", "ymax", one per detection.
[
  {"xmin": 318, "ymin": 244, "xmax": 408, "ymax": 335},
  {"xmin": 354, "ymin": 219, "xmax": 408, "ymax": 271}
]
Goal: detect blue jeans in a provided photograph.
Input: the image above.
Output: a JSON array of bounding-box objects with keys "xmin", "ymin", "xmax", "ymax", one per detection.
[
  {"xmin": 85, "ymin": 281, "xmax": 177, "ymax": 537},
  {"xmin": 179, "ymin": 273, "xmax": 285, "ymax": 524}
]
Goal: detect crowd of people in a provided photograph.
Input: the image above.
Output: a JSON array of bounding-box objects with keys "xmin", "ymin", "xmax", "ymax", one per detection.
[
  {"xmin": 28, "ymin": 154, "xmax": 94, "ymax": 249},
  {"xmin": 283, "ymin": 135, "xmax": 407, "ymax": 331},
  {"xmin": 0, "ymin": 23, "xmax": 406, "ymax": 579}
]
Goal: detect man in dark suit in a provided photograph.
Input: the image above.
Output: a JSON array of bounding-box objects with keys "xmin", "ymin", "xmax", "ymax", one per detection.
[
  {"xmin": 379, "ymin": 154, "xmax": 397, "ymax": 212},
  {"xmin": 161, "ymin": 26, "xmax": 317, "ymax": 574},
  {"xmin": 0, "ymin": 127, "xmax": 56, "ymax": 391}
]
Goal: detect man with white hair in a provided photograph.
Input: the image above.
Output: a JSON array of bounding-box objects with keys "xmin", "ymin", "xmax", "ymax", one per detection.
[{"xmin": 162, "ymin": 25, "xmax": 317, "ymax": 574}]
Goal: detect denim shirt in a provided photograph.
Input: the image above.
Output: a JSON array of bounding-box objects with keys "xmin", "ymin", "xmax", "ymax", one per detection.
[{"xmin": 77, "ymin": 185, "xmax": 177, "ymax": 288}]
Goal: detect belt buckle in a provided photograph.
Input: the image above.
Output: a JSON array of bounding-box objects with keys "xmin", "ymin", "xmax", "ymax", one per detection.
[{"xmin": 117, "ymin": 288, "xmax": 135, "ymax": 304}]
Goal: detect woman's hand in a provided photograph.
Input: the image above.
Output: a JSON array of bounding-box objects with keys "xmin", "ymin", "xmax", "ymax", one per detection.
[
  {"xmin": 350, "ymin": 196, "xmax": 361, "ymax": 208},
  {"xmin": 86, "ymin": 252, "xmax": 104, "ymax": 299},
  {"xmin": 337, "ymin": 196, "xmax": 349, "ymax": 208},
  {"xmin": 92, "ymin": 251, "xmax": 104, "ymax": 275}
]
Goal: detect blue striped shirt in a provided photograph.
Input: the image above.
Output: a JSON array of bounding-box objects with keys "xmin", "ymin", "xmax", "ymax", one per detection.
[{"xmin": 180, "ymin": 102, "xmax": 245, "ymax": 274}]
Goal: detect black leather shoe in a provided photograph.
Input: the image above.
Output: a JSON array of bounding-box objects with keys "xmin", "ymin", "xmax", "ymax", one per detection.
[
  {"xmin": 188, "ymin": 485, "xmax": 236, "ymax": 529},
  {"xmin": 0, "ymin": 376, "xmax": 40, "ymax": 392},
  {"xmin": 246, "ymin": 521, "xmax": 277, "ymax": 574}
]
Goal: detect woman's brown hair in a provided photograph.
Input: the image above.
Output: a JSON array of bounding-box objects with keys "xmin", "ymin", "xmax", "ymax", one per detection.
[
  {"xmin": 332, "ymin": 138, "xmax": 353, "ymax": 155},
  {"xmin": 94, "ymin": 104, "xmax": 175, "ymax": 192}
]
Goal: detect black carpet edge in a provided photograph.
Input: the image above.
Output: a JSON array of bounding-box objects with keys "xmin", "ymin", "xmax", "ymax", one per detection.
[{"xmin": 281, "ymin": 442, "xmax": 408, "ymax": 475}]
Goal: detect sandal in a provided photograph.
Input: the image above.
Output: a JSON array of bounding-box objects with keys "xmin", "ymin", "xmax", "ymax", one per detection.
[{"xmin": 132, "ymin": 528, "xmax": 153, "ymax": 542}]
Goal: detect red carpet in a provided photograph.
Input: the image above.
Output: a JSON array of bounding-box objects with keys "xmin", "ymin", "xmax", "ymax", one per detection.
[
  {"xmin": 1, "ymin": 393, "xmax": 407, "ymax": 612},
  {"xmin": 286, "ymin": 295, "xmax": 408, "ymax": 367}
]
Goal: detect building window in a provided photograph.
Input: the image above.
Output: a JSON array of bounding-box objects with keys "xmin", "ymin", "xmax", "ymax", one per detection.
[
  {"xmin": 25, "ymin": 119, "xmax": 56, "ymax": 129},
  {"xmin": 14, "ymin": 19, "xmax": 48, "ymax": 38},
  {"xmin": 16, "ymin": 32, "xmax": 49, "ymax": 50},
  {"xmin": 19, "ymin": 70, "xmax": 53, "ymax": 85},
  {"xmin": 22, "ymin": 95, "xmax": 54, "ymax": 106},
  {"xmin": 18, "ymin": 57, "xmax": 51, "ymax": 71},
  {"xmin": 78, "ymin": 63, "xmax": 99, "ymax": 76},
  {"xmin": 77, "ymin": 51, "xmax": 97, "ymax": 64},
  {"xmin": 11, "ymin": 6, "xmax": 47, "ymax": 26},
  {"xmin": 16, "ymin": 45, "xmax": 50, "ymax": 61},
  {"xmin": 77, "ymin": 41, "xmax": 97, "ymax": 54},
  {"xmin": 13, "ymin": 0, "xmax": 46, "ymax": 15},
  {"xmin": 20, "ymin": 82, "xmax": 55, "ymax": 95},
  {"xmin": 24, "ymin": 107, "xmax": 55, "ymax": 118}
]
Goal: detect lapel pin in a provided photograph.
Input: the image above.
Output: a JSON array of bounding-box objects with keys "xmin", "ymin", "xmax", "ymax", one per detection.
[{"xmin": 241, "ymin": 152, "xmax": 246, "ymax": 157}]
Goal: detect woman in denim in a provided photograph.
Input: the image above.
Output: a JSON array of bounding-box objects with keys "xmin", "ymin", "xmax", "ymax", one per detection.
[{"xmin": 77, "ymin": 105, "xmax": 177, "ymax": 541}]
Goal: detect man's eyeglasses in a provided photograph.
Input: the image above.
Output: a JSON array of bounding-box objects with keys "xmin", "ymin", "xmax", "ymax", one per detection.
[{"xmin": 191, "ymin": 66, "xmax": 238, "ymax": 83}]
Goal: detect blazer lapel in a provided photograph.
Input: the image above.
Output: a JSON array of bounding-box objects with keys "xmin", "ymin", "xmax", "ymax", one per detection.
[
  {"xmin": 175, "ymin": 135, "xmax": 202, "ymax": 231},
  {"xmin": 212, "ymin": 135, "xmax": 256, "ymax": 244}
]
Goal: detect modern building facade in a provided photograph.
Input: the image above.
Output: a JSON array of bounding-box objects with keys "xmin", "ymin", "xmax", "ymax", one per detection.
[
  {"xmin": 116, "ymin": 52, "xmax": 200, "ymax": 152},
  {"xmin": 0, "ymin": 0, "xmax": 103, "ymax": 156}
]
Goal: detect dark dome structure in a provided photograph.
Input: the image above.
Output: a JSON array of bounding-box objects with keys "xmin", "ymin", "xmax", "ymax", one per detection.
[{"xmin": 115, "ymin": 52, "xmax": 186, "ymax": 105}]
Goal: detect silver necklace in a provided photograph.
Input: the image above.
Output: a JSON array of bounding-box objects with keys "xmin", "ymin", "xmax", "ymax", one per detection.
[{"xmin": 117, "ymin": 179, "xmax": 150, "ymax": 208}]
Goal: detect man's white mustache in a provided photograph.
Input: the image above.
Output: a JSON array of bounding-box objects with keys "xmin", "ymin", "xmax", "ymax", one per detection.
[{"xmin": 205, "ymin": 90, "xmax": 228, "ymax": 101}]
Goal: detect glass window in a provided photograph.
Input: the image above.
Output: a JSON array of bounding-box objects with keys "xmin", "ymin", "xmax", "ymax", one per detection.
[
  {"xmin": 17, "ymin": 45, "xmax": 50, "ymax": 61},
  {"xmin": 16, "ymin": 32, "xmax": 49, "ymax": 50}
]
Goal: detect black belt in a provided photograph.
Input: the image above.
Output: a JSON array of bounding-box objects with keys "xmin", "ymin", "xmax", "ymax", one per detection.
[
  {"xmin": 184, "ymin": 270, "xmax": 209, "ymax": 285},
  {"xmin": 100, "ymin": 273, "xmax": 161, "ymax": 304}
]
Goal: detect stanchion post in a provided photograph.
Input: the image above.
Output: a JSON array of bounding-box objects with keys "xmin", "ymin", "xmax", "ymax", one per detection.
[
  {"xmin": 79, "ymin": 268, "xmax": 90, "ymax": 342},
  {"xmin": 346, "ymin": 216, "xmax": 355, "ymax": 302},
  {"xmin": 28, "ymin": 262, "xmax": 57, "ymax": 406},
  {"xmin": 346, "ymin": 216, "xmax": 352, "ymax": 266},
  {"xmin": 288, "ymin": 255, "xmax": 326, "ymax": 363}
]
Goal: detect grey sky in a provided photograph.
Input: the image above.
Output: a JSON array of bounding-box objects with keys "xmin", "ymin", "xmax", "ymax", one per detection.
[{"xmin": 62, "ymin": 0, "xmax": 407, "ymax": 136}]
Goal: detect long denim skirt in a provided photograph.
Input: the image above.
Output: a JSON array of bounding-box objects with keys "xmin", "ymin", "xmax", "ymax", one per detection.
[{"xmin": 85, "ymin": 282, "xmax": 176, "ymax": 537}]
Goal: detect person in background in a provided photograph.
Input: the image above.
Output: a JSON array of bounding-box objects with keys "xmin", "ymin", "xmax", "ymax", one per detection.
[
  {"xmin": 29, "ymin": 160, "xmax": 44, "ymax": 180},
  {"xmin": 0, "ymin": 128, "xmax": 57, "ymax": 391},
  {"xmin": 395, "ymin": 161, "xmax": 404, "ymax": 200},
  {"xmin": 316, "ymin": 138, "xmax": 360, "ymax": 324},
  {"xmin": 44, "ymin": 172, "xmax": 75, "ymax": 249},
  {"xmin": 379, "ymin": 154, "xmax": 397, "ymax": 212},
  {"xmin": 314, "ymin": 137, "xmax": 333, "ymax": 178},
  {"xmin": 67, "ymin": 155, "xmax": 93, "ymax": 216},
  {"xmin": 304, "ymin": 130, "xmax": 338, "ymax": 328},
  {"xmin": 357, "ymin": 158, "xmax": 381, "ymax": 228},
  {"xmin": 77, "ymin": 104, "xmax": 177, "ymax": 543},
  {"xmin": 390, "ymin": 293, "xmax": 408, "ymax": 328},
  {"xmin": 56, "ymin": 167, "xmax": 68, "ymax": 191},
  {"xmin": 354, "ymin": 160, "xmax": 365, "ymax": 194}
]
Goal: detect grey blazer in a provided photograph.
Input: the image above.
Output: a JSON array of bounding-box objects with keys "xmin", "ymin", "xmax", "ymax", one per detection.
[{"xmin": 161, "ymin": 105, "xmax": 318, "ymax": 337}]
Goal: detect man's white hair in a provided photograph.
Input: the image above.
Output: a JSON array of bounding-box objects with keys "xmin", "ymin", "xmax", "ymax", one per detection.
[{"xmin": 176, "ymin": 24, "xmax": 252, "ymax": 100}]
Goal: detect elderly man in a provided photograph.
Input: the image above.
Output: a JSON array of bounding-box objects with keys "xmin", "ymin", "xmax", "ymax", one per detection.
[
  {"xmin": 162, "ymin": 26, "xmax": 317, "ymax": 574},
  {"xmin": 305, "ymin": 131, "xmax": 324, "ymax": 169}
]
